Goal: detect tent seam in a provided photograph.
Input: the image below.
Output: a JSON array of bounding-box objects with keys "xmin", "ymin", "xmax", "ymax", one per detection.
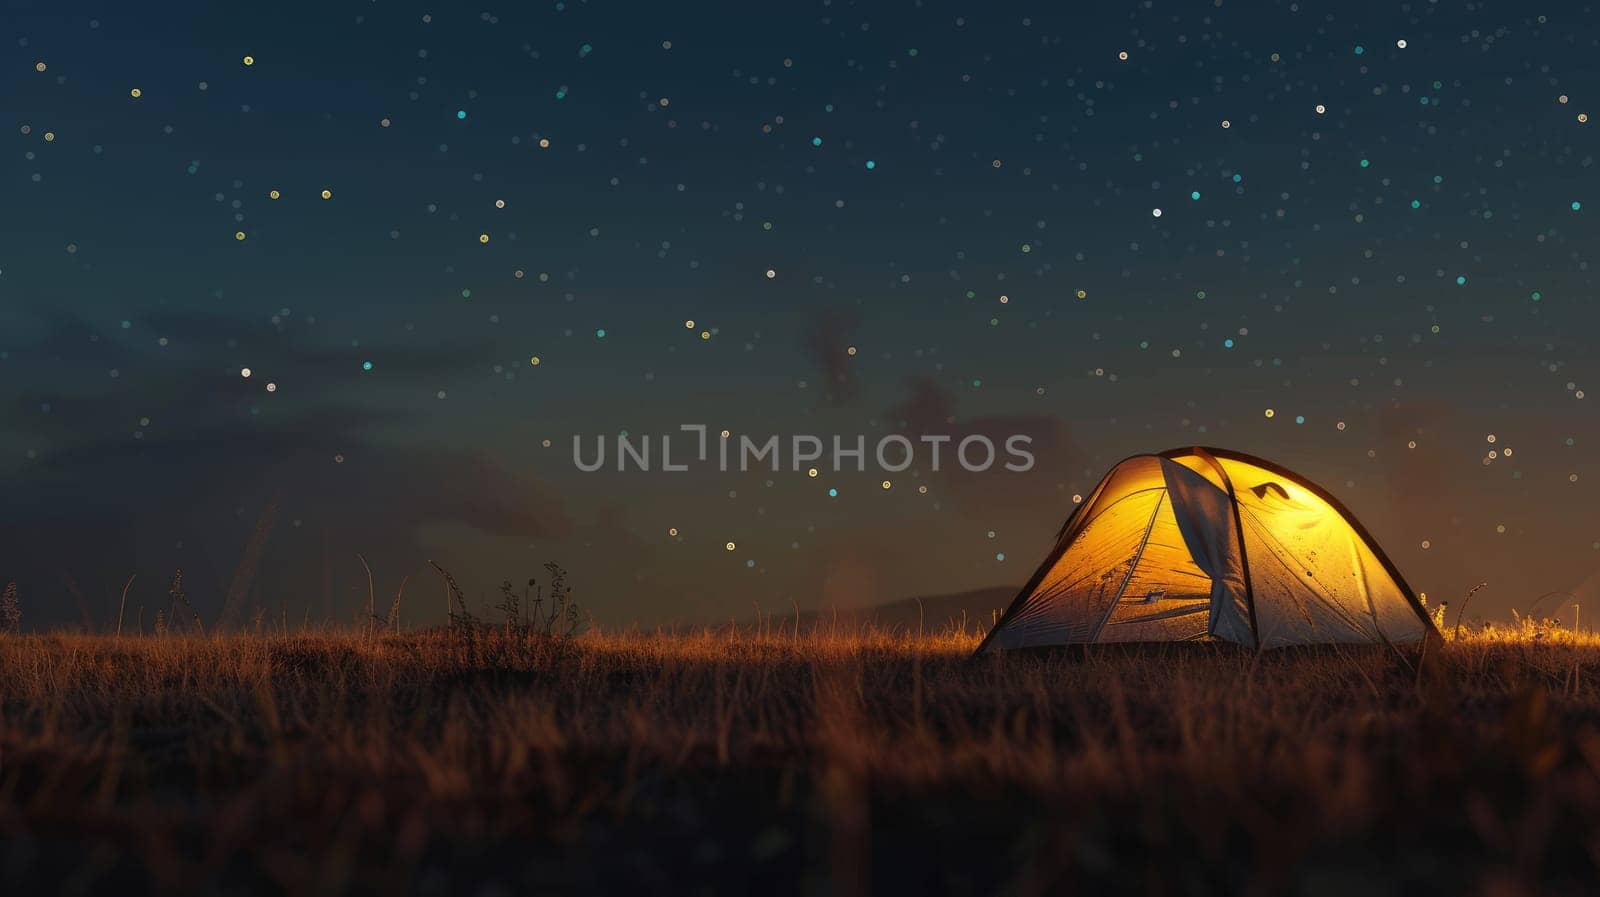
[
  {"xmin": 1088, "ymin": 491, "xmax": 1167, "ymax": 643},
  {"xmin": 975, "ymin": 455, "xmax": 1156, "ymax": 653}
]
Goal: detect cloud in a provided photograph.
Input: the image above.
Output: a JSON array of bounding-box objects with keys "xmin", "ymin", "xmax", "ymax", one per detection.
[
  {"xmin": 886, "ymin": 376, "xmax": 955, "ymax": 432},
  {"xmin": 803, "ymin": 308, "xmax": 861, "ymax": 404},
  {"xmin": 1373, "ymin": 400, "xmax": 1452, "ymax": 509},
  {"xmin": 884, "ymin": 376, "xmax": 1081, "ymax": 514},
  {"xmin": 0, "ymin": 307, "xmax": 571, "ymax": 628},
  {"xmin": 1, "ymin": 431, "xmax": 574, "ymax": 629},
  {"xmin": 135, "ymin": 307, "xmax": 493, "ymax": 379}
]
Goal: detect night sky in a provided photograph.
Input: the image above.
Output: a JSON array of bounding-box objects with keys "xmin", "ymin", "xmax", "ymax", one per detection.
[{"xmin": 4, "ymin": 0, "xmax": 1598, "ymax": 629}]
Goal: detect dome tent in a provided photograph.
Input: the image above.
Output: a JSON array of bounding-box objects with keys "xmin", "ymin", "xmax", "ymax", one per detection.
[{"xmin": 977, "ymin": 447, "xmax": 1437, "ymax": 653}]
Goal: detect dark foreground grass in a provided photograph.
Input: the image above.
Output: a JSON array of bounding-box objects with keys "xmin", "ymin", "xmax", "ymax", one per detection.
[{"xmin": 3, "ymin": 627, "xmax": 1600, "ymax": 895}]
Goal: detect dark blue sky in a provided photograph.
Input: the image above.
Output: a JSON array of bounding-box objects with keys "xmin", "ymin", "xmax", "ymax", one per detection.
[{"xmin": 4, "ymin": 0, "xmax": 1598, "ymax": 628}]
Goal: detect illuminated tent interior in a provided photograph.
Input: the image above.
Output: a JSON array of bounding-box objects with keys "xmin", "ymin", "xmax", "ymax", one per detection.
[{"xmin": 977, "ymin": 447, "xmax": 1437, "ymax": 652}]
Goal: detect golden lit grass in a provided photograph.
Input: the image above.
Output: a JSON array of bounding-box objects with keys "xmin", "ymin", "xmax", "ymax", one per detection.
[{"xmin": 3, "ymin": 627, "xmax": 1600, "ymax": 894}]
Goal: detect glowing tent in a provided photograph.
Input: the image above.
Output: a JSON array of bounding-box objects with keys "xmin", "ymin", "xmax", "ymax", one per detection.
[{"xmin": 977, "ymin": 447, "xmax": 1436, "ymax": 652}]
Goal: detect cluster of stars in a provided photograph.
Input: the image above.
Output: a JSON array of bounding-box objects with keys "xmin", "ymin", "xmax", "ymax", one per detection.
[{"xmin": 7, "ymin": 3, "xmax": 1598, "ymax": 621}]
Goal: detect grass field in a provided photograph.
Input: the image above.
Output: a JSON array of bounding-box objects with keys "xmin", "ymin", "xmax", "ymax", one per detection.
[{"xmin": 3, "ymin": 625, "xmax": 1600, "ymax": 895}]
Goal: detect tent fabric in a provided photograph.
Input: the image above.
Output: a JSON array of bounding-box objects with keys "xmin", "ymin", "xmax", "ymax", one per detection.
[{"xmin": 977, "ymin": 447, "xmax": 1435, "ymax": 653}]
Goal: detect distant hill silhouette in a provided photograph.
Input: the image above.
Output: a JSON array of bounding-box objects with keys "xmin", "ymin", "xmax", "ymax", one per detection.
[{"xmin": 749, "ymin": 586, "xmax": 1019, "ymax": 635}]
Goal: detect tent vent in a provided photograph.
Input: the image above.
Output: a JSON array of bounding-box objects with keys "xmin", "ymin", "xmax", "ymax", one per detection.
[{"xmin": 1250, "ymin": 482, "xmax": 1291, "ymax": 500}]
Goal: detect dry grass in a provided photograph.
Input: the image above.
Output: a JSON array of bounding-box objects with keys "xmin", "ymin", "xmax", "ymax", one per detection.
[{"xmin": 3, "ymin": 627, "xmax": 1600, "ymax": 895}]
